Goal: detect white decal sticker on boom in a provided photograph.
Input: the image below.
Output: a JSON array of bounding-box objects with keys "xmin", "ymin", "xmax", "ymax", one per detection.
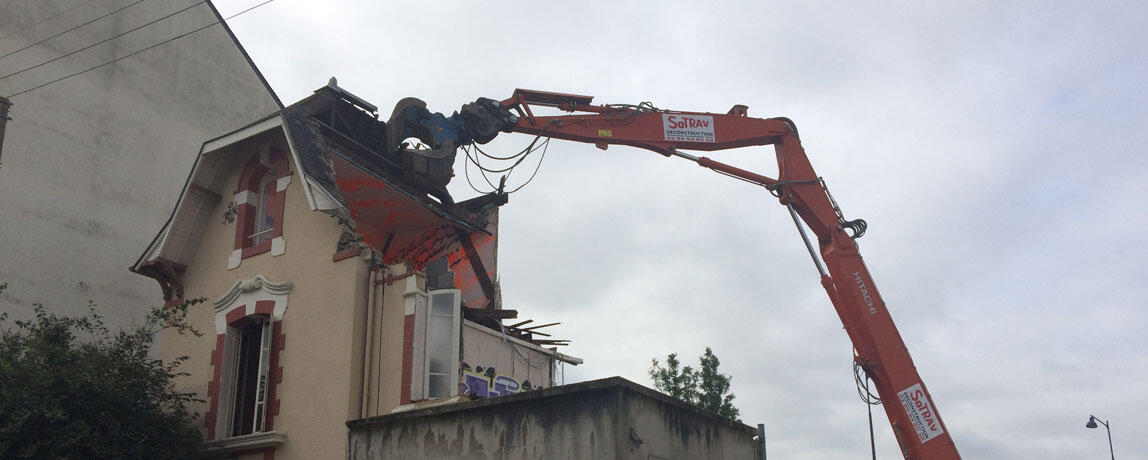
[
  {"xmin": 663, "ymin": 114, "xmax": 715, "ymax": 143},
  {"xmin": 898, "ymin": 383, "xmax": 944, "ymax": 444}
]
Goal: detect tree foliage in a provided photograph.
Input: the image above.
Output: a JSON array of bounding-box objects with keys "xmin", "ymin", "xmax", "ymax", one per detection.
[
  {"xmin": 649, "ymin": 352, "xmax": 698, "ymax": 403},
  {"xmin": 650, "ymin": 347, "xmax": 740, "ymax": 420},
  {"xmin": 0, "ymin": 283, "xmax": 205, "ymax": 459}
]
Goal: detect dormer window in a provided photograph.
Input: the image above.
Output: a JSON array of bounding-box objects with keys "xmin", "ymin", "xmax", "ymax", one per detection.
[
  {"xmin": 250, "ymin": 174, "xmax": 279, "ymax": 246},
  {"xmin": 228, "ymin": 144, "xmax": 290, "ymax": 270}
]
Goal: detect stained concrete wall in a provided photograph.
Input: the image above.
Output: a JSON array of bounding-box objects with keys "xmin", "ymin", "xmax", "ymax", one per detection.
[
  {"xmin": 461, "ymin": 320, "xmax": 553, "ymax": 391},
  {"xmin": 0, "ymin": 0, "xmax": 279, "ymax": 329},
  {"xmin": 348, "ymin": 377, "xmax": 758, "ymax": 460}
]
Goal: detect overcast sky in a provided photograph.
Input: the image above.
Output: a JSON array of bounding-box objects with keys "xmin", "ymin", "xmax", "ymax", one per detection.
[{"xmin": 218, "ymin": 1, "xmax": 1147, "ymax": 458}]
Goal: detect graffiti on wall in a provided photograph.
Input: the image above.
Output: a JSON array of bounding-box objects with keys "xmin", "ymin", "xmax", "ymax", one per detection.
[{"xmin": 459, "ymin": 363, "xmax": 533, "ymax": 398}]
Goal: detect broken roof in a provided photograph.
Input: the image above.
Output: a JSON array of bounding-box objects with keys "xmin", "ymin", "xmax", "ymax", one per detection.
[{"xmin": 133, "ymin": 80, "xmax": 505, "ymax": 308}]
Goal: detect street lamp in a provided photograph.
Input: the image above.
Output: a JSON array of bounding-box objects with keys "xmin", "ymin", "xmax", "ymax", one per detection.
[{"xmin": 1085, "ymin": 414, "xmax": 1115, "ymax": 460}]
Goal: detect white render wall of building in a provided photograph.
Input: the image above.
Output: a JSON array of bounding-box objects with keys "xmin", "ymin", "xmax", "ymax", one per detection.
[{"xmin": 0, "ymin": 0, "xmax": 280, "ymax": 328}]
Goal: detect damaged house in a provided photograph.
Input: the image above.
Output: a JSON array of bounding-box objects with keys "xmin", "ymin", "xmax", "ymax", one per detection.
[{"xmin": 132, "ymin": 80, "xmax": 758, "ymax": 459}]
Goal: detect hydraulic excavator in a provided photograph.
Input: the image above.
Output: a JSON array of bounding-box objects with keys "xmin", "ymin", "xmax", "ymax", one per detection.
[{"xmin": 385, "ymin": 88, "xmax": 961, "ymax": 460}]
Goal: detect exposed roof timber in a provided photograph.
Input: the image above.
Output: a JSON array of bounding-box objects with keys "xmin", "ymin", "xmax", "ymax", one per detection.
[
  {"xmin": 522, "ymin": 322, "xmax": 560, "ymax": 331},
  {"xmin": 462, "ymin": 320, "xmax": 582, "ymax": 365},
  {"xmin": 505, "ymin": 319, "xmax": 532, "ymax": 329},
  {"xmin": 463, "ymin": 307, "xmax": 518, "ymax": 321}
]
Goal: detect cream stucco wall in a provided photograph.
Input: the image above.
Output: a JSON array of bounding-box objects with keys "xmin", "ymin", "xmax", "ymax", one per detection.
[
  {"xmin": 362, "ymin": 266, "xmax": 422, "ymax": 417},
  {"xmin": 160, "ymin": 131, "xmax": 369, "ymax": 460}
]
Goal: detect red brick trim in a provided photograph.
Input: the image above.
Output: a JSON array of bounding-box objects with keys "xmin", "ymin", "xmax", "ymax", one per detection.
[
  {"xmin": 234, "ymin": 146, "xmax": 290, "ymax": 258},
  {"xmin": 332, "ymin": 247, "xmax": 363, "ymax": 262},
  {"xmin": 265, "ymin": 321, "xmax": 285, "ymax": 430},
  {"xmin": 225, "ymin": 305, "xmax": 248, "ymax": 326},
  {"xmin": 270, "ymin": 186, "xmax": 286, "ymax": 240},
  {"xmin": 400, "ymin": 314, "xmax": 414, "ymax": 405},
  {"xmin": 205, "ymin": 333, "xmax": 226, "ymax": 440},
  {"xmin": 233, "ymin": 202, "xmax": 256, "ymax": 249},
  {"xmin": 241, "ymin": 240, "xmax": 272, "ymax": 258},
  {"xmin": 254, "ymin": 300, "xmax": 275, "ymax": 316}
]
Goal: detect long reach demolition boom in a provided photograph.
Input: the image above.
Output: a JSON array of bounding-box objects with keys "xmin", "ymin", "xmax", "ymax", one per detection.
[{"xmin": 385, "ymin": 88, "xmax": 961, "ymax": 460}]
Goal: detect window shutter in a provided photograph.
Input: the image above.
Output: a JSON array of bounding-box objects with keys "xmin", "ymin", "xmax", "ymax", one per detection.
[
  {"xmin": 424, "ymin": 289, "xmax": 461, "ymax": 399},
  {"xmin": 252, "ymin": 320, "xmax": 272, "ymax": 433}
]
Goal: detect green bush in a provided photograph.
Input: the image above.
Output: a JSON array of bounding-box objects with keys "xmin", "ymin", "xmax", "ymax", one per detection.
[{"xmin": 0, "ymin": 283, "xmax": 205, "ymax": 459}]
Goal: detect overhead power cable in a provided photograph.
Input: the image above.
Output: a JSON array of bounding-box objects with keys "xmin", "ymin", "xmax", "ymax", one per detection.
[
  {"xmin": 0, "ymin": 0, "xmax": 202, "ymax": 82},
  {"xmin": 6, "ymin": 0, "xmax": 276, "ymax": 98},
  {"xmin": 0, "ymin": 0, "xmax": 100, "ymax": 43},
  {"xmin": 0, "ymin": 0, "xmax": 149, "ymax": 61}
]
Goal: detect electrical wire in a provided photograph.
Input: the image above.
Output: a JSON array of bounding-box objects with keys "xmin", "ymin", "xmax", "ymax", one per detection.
[
  {"xmin": 853, "ymin": 356, "xmax": 881, "ymax": 458},
  {"xmin": 497, "ymin": 324, "xmax": 549, "ymax": 370},
  {"xmin": 0, "ymin": 0, "xmax": 148, "ymax": 61},
  {"xmin": 853, "ymin": 360, "xmax": 881, "ymax": 405},
  {"xmin": 462, "ymin": 135, "xmax": 551, "ymax": 195},
  {"xmin": 460, "ymin": 118, "xmax": 559, "ymax": 195},
  {"xmin": 1, "ymin": 0, "xmax": 203, "ymax": 81},
  {"xmin": 505, "ymin": 137, "xmax": 549, "ymax": 194},
  {"xmin": 470, "ymin": 136, "xmax": 536, "ymax": 160},
  {"xmin": 6, "ymin": 0, "xmax": 276, "ymax": 98},
  {"xmin": 866, "ymin": 376, "xmax": 878, "ymax": 460},
  {"xmin": 466, "ymin": 137, "xmax": 543, "ymax": 174},
  {"xmin": 462, "ymin": 144, "xmax": 500, "ymax": 193},
  {"xmin": 0, "ymin": 0, "xmax": 100, "ymax": 43}
]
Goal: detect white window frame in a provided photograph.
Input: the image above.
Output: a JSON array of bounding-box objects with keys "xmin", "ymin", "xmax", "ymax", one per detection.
[
  {"xmin": 221, "ymin": 317, "xmax": 272, "ymax": 437},
  {"xmin": 249, "ymin": 174, "xmax": 277, "ymax": 246},
  {"xmin": 423, "ymin": 289, "xmax": 461, "ymax": 399}
]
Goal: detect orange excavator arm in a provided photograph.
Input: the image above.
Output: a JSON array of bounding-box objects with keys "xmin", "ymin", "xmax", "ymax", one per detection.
[
  {"xmin": 387, "ymin": 88, "xmax": 960, "ymax": 459},
  {"xmin": 499, "ymin": 89, "xmax": 961, "ymax": 460}
]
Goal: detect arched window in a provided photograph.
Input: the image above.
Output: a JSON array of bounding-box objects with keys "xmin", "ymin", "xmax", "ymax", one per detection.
[
  {"xmin": 250, "ymin": 173, "xmax": 279, "ymax": 246},
  {"xmin": 229, "ymin": 144, "xmax": 290, "ymax": 269}
]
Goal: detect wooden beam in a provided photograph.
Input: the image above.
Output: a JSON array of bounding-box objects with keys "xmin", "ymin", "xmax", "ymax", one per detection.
[
  {"xmin": 463, "ymin": 307, "xmax": 517, "ymax": 320},
  {"xmin": 505, "ymin": 319, "xmax": 532, "ymax": 329},
  {"xmin": 522, "ymin": 322, "xmax": 560, "ymax": 331}
]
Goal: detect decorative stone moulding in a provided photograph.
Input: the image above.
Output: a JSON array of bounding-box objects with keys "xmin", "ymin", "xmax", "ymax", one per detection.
[{"xmin": 213, "ymin": 275, "xmax": 293, "ymax": 334}]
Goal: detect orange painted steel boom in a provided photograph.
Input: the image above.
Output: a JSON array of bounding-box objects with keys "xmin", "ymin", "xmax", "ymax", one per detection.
[{"xmin": 499, "ymin": 88, "xmax": 962, "ymax": 460}]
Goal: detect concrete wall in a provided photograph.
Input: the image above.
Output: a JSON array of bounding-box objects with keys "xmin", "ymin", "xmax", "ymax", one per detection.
[
  {"xmin": 0, "ymin": 0, "xmax": 279, "ymax": 329},
  {"xmin": 461, "ymin": 320, "xmax": 553, "ymax": 392},
  {"xmin": 347, "ymin": 377, "xmax": 758, "ymax": 460},
  {"xmin": 163, "ymin": 132, "xmax": 367, "ymax": 460}
]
